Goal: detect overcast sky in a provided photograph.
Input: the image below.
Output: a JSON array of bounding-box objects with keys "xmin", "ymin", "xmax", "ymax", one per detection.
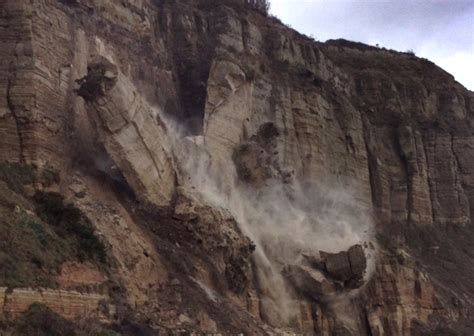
[{"xmin": 270, "ymin": 0, "xmax": 474, "ymax": 91}]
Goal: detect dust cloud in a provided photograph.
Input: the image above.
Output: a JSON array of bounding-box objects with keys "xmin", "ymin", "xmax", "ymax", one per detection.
[{"xmin": 153, "ymin": 107, "xmax": 376, "ymax": 325}]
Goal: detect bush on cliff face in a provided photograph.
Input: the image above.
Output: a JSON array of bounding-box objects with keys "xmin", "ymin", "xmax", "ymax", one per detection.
[
  {"xmin": 0, "ymin": 183, "xmax": 67, "ymax": 288},
  {"xmin": 0, "ymin": 162, "xmax": 60, "ymax": 193},
  {"xmin": 0, "ymin": 162, "xmax": 36, "ymax": 193},
  {"xmin": 13, "ymin": 303, "xmax": 78, "ymax": 336},
  {"xmin": 34, "ymin": 192, "xmax": 107, "ymax": 263},
  {"xmin": 0, "ymin": 163, "xmax": 107, "ymax": 289},
  {"xmin": 0, "ymin": 193, "xmax": 103, "ymax": 288}
]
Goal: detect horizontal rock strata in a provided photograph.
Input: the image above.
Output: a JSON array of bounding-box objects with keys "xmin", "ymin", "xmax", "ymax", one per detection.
[{"xmin": 0, "ymin": 287, "xmax": 108, "ymax": 321}]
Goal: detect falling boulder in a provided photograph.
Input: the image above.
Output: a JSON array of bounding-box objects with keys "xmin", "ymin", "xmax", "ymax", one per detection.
[
  {"xmin": 284, "ymin": 264, "xmax": 336, "ymax": 301},
  {"xmin": 348, "ymin": 244, "xmax": 367, "ymax": 278},
  {"xmin": 254, "ymin": 122, "xmax": 279, "ymax": 149},
  {"xmin": 232, "ymin": 142, "xmax": 275, "ymax": 187},
  {"xmin": 233, "ymin": 122, "xmax": 289, "ymax": 188},
  {"xmin": 321, "ymin": 251, "xmax": 353, "ymax": 282},
  {"xmin": 320, "ymin": 244, "xmax": 367, "ymax": 286},
  {"xmin": 346, "ymin": 244, "xmax": 367, "ymax": 288}
]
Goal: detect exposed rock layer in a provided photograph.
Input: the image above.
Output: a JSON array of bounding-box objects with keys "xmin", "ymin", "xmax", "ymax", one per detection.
[{"xmin": 0, "ymin": 287, "xmax": 108, "ymax": 320}]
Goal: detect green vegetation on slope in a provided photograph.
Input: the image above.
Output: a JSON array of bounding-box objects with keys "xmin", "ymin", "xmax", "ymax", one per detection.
[
  {"xmin": 34, "ymin": 191, "xmax": 107, "ymax": 264},
  {"xmin": 0, "ymin": 162, "xmax": 106, "ymax": 289}
]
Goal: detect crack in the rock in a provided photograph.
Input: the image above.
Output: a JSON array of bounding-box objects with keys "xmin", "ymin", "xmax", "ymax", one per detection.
[
  {"xmin": 450, "ymin": 133, "xmax": 466, "ymax": 206},
  {"xmin": 6, "ymin": 60, "xmax": 25, "ymax": 163},
  {"xmin": 418, "ymin": 131, "xmax": 434, "ymax": 225},
  {"xmin": 361, "ymin": 115, "xmax": 381, "ymax": 211},
  {"xmin": 395, "ymin": 127, "xmax": 414, "ymax": 227},
  {"xmin": 426, "ymin": 132, "xmax": 438, "ymax": 224}
]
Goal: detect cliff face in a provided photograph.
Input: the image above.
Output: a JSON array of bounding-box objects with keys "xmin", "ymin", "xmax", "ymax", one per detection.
[{"xmin": 0, "ymin": 0, "xmax": 473, "ymax": 335}]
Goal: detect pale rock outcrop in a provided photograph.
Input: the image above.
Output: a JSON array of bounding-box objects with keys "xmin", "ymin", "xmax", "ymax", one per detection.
[{"xmin": 77, "ymin": 58, "xmax": 176, "ymax": 207}]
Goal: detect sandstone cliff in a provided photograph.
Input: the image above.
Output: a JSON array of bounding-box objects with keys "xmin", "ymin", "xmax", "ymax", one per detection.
[{"xmin": 0, "ymin": 0, "xmax": 473, "ymax": 335}]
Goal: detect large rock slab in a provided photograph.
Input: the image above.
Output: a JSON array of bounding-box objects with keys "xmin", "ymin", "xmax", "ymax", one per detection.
[{"xmin": 77, "ymin": 58, "xmax": 175, "ymax": 207}]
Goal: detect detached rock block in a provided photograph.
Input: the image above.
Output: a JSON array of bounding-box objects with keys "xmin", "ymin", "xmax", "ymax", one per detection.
[
  {"xmin": 77, "ymin": 57, "xmax": 175, "ymax": 207},
  {"xmin": 321, "ymin": 251, "xmax": 352, "ymax": 281},
  {"xmin": 320, "ymin": 244, "xmax": 367, "ymax": 284},
  {"xmin": 348, "ymin": 244, "xmax": 367, "ymax": 277},
  {"xmin": 233, "ymin": 142, "xmax": 274, "ymax": 187}
]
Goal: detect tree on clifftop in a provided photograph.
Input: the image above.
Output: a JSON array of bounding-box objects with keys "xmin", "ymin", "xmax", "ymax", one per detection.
[
  {"xmin": 244, "ymin": 0, "xmax": 271, "ymax": 15},
  {"xmin": 241, "ymin": 0, "xmax": 270, "ymax": 15}
]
